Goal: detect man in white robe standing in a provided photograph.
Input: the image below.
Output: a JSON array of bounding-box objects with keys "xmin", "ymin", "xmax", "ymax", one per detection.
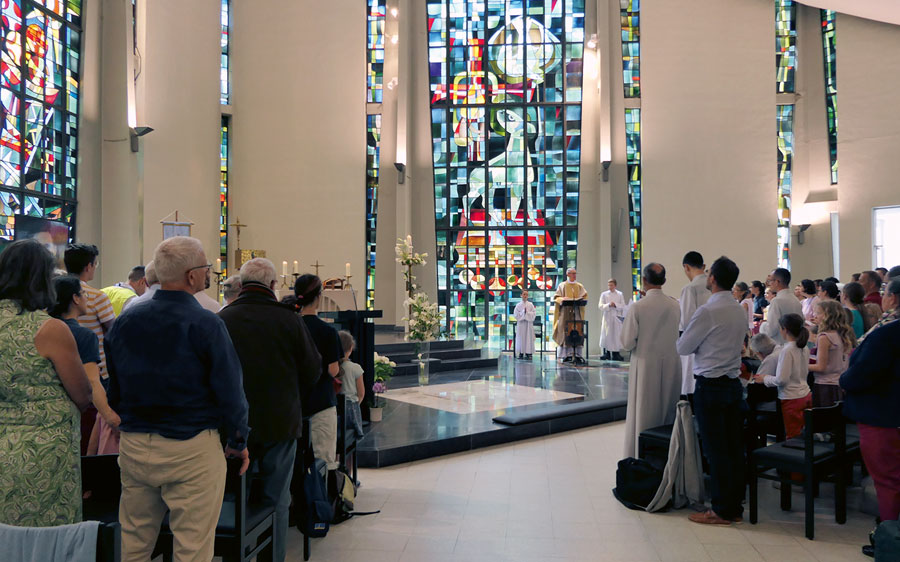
[
  {"xmin": 513, "ymin": 290, "xmax": 536, "ymax": 359},
  {"xmin": 679, "ymin": 251, "xmax": 711, "ymax": 399},
  {"xmin": 599, "ymin": 279, "xmax": 626, "ymax": 361},
  {"xmin": 621, "ymin": 263, "xmax": 682, "ymax": 458}
]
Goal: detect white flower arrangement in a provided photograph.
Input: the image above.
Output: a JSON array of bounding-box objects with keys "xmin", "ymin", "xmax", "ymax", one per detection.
[
  {"xmin": 403, "ymin": 291, "xmax": 444, "ymax": 342},
  {"xmin": 395, "ymin": 235, "xmax": 428, "ymax": 268}
]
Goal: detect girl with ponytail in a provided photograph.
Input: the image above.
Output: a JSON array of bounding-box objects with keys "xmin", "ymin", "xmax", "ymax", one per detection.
[{"xmin": 753, "ymin": 313, "xmax": 812, "ymax": 438}]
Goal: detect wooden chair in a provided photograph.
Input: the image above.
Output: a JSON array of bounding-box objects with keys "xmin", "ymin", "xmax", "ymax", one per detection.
[
  {"xmin": 749, "ymin": 403, "xmax": 851, "ymax": 540},
  {"xmin": 155, "ymin": 457, "xmax": 275, "ymax": 562}
]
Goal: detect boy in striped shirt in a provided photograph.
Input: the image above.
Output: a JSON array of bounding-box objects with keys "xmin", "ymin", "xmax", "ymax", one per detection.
[{"xmin": 64, "ymin": 244, "xmax": 115, "ymax": 379}]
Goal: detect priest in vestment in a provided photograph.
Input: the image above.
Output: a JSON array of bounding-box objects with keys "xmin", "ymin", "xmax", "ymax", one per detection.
[
  {"xmin": 599, "ymin": 278, "xmax": 626, "ymax": 361},
  {"xmin": 513, "ymin": 290, "xmax": 536, "ymax": 358},
  {"xmin": 621, "ymin": 263, "xmax": 682, "ymax": 458},
  {"xmin": 553, "ymin": 268, "xmax": 588, "ymax": 363}
]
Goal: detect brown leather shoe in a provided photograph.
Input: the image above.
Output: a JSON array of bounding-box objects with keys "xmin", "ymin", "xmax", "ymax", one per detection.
[{"xmin": 689, "ymin": 510, "xmax": 732, "ymax": 526}]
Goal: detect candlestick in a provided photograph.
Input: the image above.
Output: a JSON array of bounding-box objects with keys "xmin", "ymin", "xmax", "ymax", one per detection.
[
  {"xmin": 282, "ymin": 261, "xmax": 288, "ymax": 276},
  {"xmin": 293, "ymin": 260, "xmax": 299, "ymax": 274},
  {"xmin": 345, "ymin": 262, "xmax": 351, "ymax": 277}
]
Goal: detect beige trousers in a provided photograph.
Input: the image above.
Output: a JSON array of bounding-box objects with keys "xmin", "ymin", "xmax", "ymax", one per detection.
[
  {"xmin": 309, "ymin": 406, "xmax": 338, "ymax": 470},
  {"xmin": 118, "ymin": 430, "xmax": 227, "ymax": 562}
]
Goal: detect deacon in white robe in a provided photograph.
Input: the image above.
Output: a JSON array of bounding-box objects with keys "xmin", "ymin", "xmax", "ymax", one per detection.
[
  {"xmin": 621, "ymin": 263, "xmax": 683, "ymax": 458},
  {"xmin": 679, "ymin": 252, "xmax": 711, "ymax": 396},
  {"xmin": 599, "ymin": 279, "xmax": 626, "ymax": 360},
  {"xmin": 513, "ymin": 290, "xmax": 536, "ymax": 357}
]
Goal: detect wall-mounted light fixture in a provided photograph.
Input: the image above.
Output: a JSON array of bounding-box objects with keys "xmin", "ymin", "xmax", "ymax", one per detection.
[
  {"xmin": 386, "ymin": 77, "xmax": 398, "ymax": 90},
  {"xmin": 797, "ymin": 223, "xmax": 811, "ymax": 245},
  {"xmin": 130, "ymin": 126, "xmax": 154, "ymax": 152},
  {"xmin": 394, "ymin": 162, "xmax": 406, "ymax": 184},
  {"xmin": 601, "ymin": 160, "xmax": 611, "ymax": 182},
  {"xmin": 586, "ymin": 33, "xmax": 598, "ymax": 50},
  {"xmin": 390, "ymin": 7, "xmax": 398, "ymax": 17},
  {"xmin": 390, "ymin": 34, "xmax": 399, "ymax": 44}
]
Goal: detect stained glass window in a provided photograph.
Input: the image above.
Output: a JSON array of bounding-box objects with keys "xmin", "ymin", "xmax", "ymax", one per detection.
[
  {"xmin": 821, "ymin": 9, "xmax": 837, "ymax": 184},
  {"xmin": 776, "ymin": 0, "xmax": 796, "ymax": 94},
  {"xmin": 219, "ymin": 116, "xmax": 229, "ymax": 276},
  {"xmin": 365, "ymin": 0, "xmax": 384, "ymax": 309},
  {"xmin": 220, "ymin": 0, "xmax": 229, "ymax": 105},
  {"xmin": 620, "ymin": 0, "xmax": 639, "ymax": 98},
  {"xmin": 625, "ymin": 108, "xmax": 641, "ymax": 299},
  {"xmin": 777, "ymin": 104, "xmax": 793, "ymax": 269},
  {"xmin": 0, "ymin": 0, "xmax": 82, "ymax": 241},
  {"xmin": 427, "ymin": 0, "xmax": 585, "ymax": 348}
]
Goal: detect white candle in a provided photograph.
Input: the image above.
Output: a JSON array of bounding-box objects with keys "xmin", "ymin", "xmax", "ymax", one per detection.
[
  {"xmin": 293, "ymin": 260, "xmax": 299, "ymax": 274},
  {"xmin": 346, "ymin": 262, "xmax": 351, "ymax": 277},
  {"xmin": 215, "ymin": 258, "xmax": 221, "ymax": 272},
  {"xmin": 282, "ymin": 261, "xmax": 288, "ymax": 276}
]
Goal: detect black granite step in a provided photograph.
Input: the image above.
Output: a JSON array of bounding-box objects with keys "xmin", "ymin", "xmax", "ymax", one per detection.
[
  {"xmin": 374, "ymin": 339, "xmax": 466, "ymax": 355},
  {"xmin": 391, "ymin": 355, "xmax": 499, "ymax": 376},
  {"xmin": 387, "ymin": 347, "xmax": 482, "ymax": 364}
]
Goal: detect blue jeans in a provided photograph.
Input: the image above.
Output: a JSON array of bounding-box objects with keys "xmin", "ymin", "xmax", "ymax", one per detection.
[
  {"xmin": 249, "ymin": 439, "xmax": 297, "ymax": 562},
  {"xmin": 693, "ymin": 376, "xmax": 746, "ymax": 520}
]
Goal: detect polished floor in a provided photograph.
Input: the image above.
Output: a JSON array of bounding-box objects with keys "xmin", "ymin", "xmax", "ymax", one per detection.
[
  {"xmin": 382, "ymin": 380, "xmax": 583, "ymax": 414},
  {"xmin": 288, "ymin": 421, "xmax": 874, "ymax": 562}
]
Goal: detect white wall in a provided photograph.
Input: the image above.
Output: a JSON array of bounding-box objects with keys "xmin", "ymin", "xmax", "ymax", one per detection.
[
  {"xmin": 230, "ymin": 0, "xmax": 365, "ymax": 288},
  {"xmin": 837, "ymin": 14, "xmax": 900, "ymax": 276},
  {"xmin": 641, "ymin": 0, "xmax": 775, "ymax": 293}
]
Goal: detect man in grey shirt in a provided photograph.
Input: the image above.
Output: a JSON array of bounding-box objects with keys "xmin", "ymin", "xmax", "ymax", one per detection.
[
  {"xmin": 761, "ymin": 267, "xmax": 801, "ymax": 345},
  {"xmin": 677, "ymin": 256, "xmax": 748, "ymax": 526}
]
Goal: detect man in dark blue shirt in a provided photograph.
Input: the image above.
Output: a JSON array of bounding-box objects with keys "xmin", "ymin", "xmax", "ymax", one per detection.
[{"xmin": 106, "ymin": 236, "xmax": 250, "ymax": 562}]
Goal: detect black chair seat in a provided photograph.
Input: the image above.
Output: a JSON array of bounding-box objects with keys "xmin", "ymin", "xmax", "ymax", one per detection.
[
  {"xmin": 83, "ymin": 498, "xmax": 119, "ymax": 524},
  {"xmin": 158, "ymin": 500, "xmax": 272, "ymax": 534},
  {"xmin": 640, "ymin": 424, "xmax": 674, "ymax": 442},
  {"xmin": 755, "ymin": 401, "xmax": 777, "ymax": 413},
  {"xmin": 753, "ymin": 441, "xmax": 835, "ymax": 465}
]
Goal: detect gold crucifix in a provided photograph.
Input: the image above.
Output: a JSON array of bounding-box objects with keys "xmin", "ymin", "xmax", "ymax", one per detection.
[
  {"xmin": 229, "ymin": 217, "xmax": 247, "ymax": 249},
  {"xmin": 311, "ymin": 260, "xmax": 323, "ymax": 277}
]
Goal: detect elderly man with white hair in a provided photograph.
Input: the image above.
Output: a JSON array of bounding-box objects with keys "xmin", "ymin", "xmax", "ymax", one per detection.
[
  {"xmin": 222, "ymin": 274, "xmax": 242, "ymax": 305},
  {"xmin": 218, "ymin": 257, "xmax": 321, "ymax": 562},
  {"xmin": 121, "ymin": 260, "xmax": 159, "ymax": 313},
  {"xmin": 553, "ymin": 267, "xmax": 588, "ymax": 364},
  {"xmin": 106, "ymin": 236, "xmax": 250, "ymax": 561}
]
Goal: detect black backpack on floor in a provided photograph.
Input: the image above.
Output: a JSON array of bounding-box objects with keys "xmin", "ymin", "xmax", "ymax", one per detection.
[
  {"xmin": 612, "ymin": 457, "xmax": 663, "ymax": 511},
  {"xmin": 297, "ymin": 457, "xmax": 333, "ymax": 538}
]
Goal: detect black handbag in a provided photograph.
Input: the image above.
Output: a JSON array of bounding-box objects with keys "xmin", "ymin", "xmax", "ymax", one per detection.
[{"xmin": 612, "ymin": 457, "xmax": 663, "ymax": 510}]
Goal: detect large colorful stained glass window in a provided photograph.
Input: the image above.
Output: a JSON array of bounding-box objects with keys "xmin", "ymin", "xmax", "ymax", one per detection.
[
  {"xmin": 365, "ymin": 0, "xmax": 384, "ymax": 310},
  {"xmin": 776, "ymin": 105, "xmax": 793, "ymax": 269},
  {"xmin": 220, "ymin": 0, "xmax": 229, "ymax": 105},
  {"xmin": 620, "ymin": 0, "xmax": 640, "ymax": 299},
  {"xmin": 775, "ymin": 0, "xmax": 796, "ymax": 94},
  {"xmin": 427, "ymin": 0, "xmax": 585, "ymax": 348},
  {"xmin": 821, "ymin": 9, "xmax": 837, "ymax": 184},
  {"xmin": 0, "ymin": 0, "xmax": 82, "ymax": 241},
  {"xmin": 219, "ymin": 117, "xmax": 229, "ymax": 276}
]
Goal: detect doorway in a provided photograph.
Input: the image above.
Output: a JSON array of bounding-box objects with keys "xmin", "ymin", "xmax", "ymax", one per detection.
[{"xmin": 873, "ymin": 206, "xmax": 900, "ymax": 269}]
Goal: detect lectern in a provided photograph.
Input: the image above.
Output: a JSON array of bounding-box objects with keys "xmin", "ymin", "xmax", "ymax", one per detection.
[{"xmin": 320, "ymin": 309, "xmax": 382, "ymax": 420}]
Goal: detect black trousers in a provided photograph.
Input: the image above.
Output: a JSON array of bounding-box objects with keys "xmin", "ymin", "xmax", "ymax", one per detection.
[{"xmin": 693, "ymin": 375, "xmax": 746, "ymax": 520}]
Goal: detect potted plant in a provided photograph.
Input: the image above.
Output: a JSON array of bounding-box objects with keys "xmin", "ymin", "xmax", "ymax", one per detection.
[{"xmin": 370, "ymin": 352, "xmax": 394, "ymax": 422}]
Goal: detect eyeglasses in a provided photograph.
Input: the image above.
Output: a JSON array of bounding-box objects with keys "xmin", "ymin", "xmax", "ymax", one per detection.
[{"xmin": 187, "ymin": 264, "xmax": 212, "ymax": 273}]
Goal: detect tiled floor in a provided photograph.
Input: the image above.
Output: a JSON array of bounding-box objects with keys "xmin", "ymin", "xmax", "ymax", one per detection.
[
  {"xmin": 287, "ymin": 420, "xmax": 874, "ymax": 562},
  {"xmin": 382, "ymin": 380, "xmax": 583, "ymax": 413}
]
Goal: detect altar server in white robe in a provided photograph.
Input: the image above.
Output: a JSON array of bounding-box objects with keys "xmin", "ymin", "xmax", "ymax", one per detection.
[
  {"xmin": 599, "ymin": 279, "xmax": 626, "ymax": 361},
  {"xmin": 513, "ymin": 290, "xmax": 536, "ymax": 359},
  {"xmin": 679, "ymin": 251, "xmax": 711, "ymax": 397},
  {"xmin": 621, "ymin": 262, "xmax": 683, "ymax": 458}
]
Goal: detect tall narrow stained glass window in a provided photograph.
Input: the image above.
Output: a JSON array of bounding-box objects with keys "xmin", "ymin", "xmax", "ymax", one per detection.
[
  {"xmin": 0, "ymin": 0, "xmax": 82, "ymax": 242},
  {"xmin": 775, "ymin": 0, "xmax": 796, "ymax": 94},
  {"xmin": 620, "ymin": 0, "xmax": 640, "ymax": 299},
  {"xmin": 821, "ymin": 9, "xmax": 837, "ymax": 184},
  {"xmin": 777, "ymin": 105, "xmax": 793, "ymax": 270},
  {"xmin": 427, "ymin": 0, "xmax": 585, "ymax": 348},
  {"xmin": 220, "ymin": 0, "xmax": 229, "ymax": 105},
  {"xmin": 219, "ymin": 117, "xmax": 229, "ymax": 276},
  {"xmin": 365, "ymin": 0, "xmax": 385, "ymax": 310}
]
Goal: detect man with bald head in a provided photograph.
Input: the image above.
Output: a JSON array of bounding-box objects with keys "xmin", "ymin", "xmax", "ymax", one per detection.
[{"xmin": 620, "ymin": 263, "xmax": 682, "ymax": 457}]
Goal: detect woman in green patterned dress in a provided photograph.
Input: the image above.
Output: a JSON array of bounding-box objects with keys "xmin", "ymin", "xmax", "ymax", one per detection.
[{"xmin": 0, "ymin": 239, "xmax": 93, "ymax": 526}]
